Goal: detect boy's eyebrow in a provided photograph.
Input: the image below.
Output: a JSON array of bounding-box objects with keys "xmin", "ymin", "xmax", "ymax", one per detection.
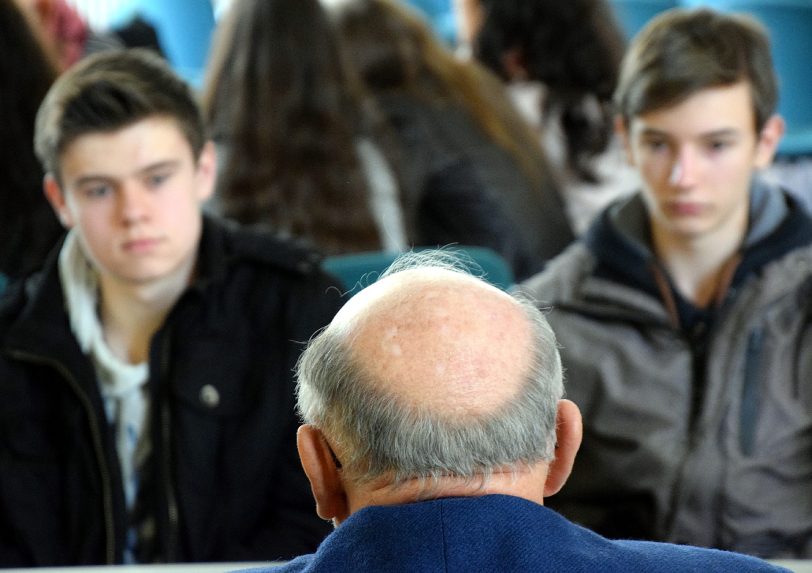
[
  {"xmin": 137, "ymin": 159, "xmax": 181, "ymax": 174},
  {"xmin": 636, "ymin": 126, "xmax": 740, "ymax": 139},
  {"xmin": 698, "ymin": 128, "xmax": 740, "ymax": 139},
  {"xmin": 71, "ymin": 160, "xmax": 182, "ymax": 187},
  {"xmin": 72, "ymin": 174, "xmax": 114, "ymax": 188}
]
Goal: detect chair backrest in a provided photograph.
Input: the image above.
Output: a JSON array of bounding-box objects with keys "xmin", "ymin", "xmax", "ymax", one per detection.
[
  {"xmin": 610, "ymin": 0, "xmax": 680, "ymax": 39},
  {"xmin": 322, "ymin": 246, "xmax": 515, "ymax": 296},
  {"xmin": 403, "ymin": 0, "xmax": 457, "ymax": 45},
  {"xmin": 110, "ymin": 0, "xmax": 215, "ymax": 87},
  {"xmin": 684, "ymin": 0, "xmax": 812, "ymax": 156}
]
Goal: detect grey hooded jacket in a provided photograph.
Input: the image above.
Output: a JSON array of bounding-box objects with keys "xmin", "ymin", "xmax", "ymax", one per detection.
[{"xmin": 521, "ymin": 180, "xmax": 812, "ymax": 559}]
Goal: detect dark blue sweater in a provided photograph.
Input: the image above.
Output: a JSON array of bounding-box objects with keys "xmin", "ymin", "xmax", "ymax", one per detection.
[{"xmin": 237, "ymin": 494, "xmax": 789, "ymax": 572}]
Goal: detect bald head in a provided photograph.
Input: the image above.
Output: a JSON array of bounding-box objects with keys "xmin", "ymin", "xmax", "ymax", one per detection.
[
  {"xmin": 333, "ymin": 268, "xmax": 532, "ymax": 418},
  {"xmin": 295, "ymin": 256, "xmax": 581, "ymax": 522},
  {"xmin": 297, "ymin": 256, "xmax": 566, "ymax": 489}
]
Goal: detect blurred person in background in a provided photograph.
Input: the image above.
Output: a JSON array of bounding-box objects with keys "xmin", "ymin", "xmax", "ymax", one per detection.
[
  {"xmin": 203, "ymin": 0, "xmax": 537, "ymax": 278},
  {"xmin": 331, "ymin": 0, "xmax": 574, "ymax": 279},
  {"xmin": 203, "ymin": 0, "xmax": 408, "ymax": 255},
  {"xmin": 12, "ymin": 0, "xmax": 121, "ymax": 71},
  {"xmin": 0, "ymin": 0, "xmax": 64, "ymax": 282},
  {"xmin": 464, "ymin": 0, "xmax": 639, "ymax": 234}
]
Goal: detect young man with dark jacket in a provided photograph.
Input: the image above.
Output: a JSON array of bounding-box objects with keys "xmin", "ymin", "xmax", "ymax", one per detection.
[
  {"xmin": 0, "ymin": 49, "xmax": 341, "ymax": 566},
  {"xmin": 522, "ymin": 8, "xmax": 812, "ymax": 559}
]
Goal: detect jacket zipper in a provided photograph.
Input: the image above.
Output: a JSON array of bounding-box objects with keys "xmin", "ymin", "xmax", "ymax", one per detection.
[
  {"xmin": 158, "ymin": 332, "xmax": 180, "ymax": 561},
  {"xmin": 7, "ymin": 349, "xmax": 117, "ymax": 564},
  {"xmin": 739, "ymin": 327, "xmax": 764, "ymax": 456}
]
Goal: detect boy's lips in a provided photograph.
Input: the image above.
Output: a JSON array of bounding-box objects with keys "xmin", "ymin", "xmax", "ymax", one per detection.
[
  {"xmin": 122, "ymin": 237, "xmax": 163, "ymax": 253},
  {"xmin": 666, "ymin": 201, "xmax": 706, "ymax": 216}
]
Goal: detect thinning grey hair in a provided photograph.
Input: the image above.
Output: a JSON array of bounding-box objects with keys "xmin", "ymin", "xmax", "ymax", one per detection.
[{"xmin": 296, "ymin": 250, "xmax": 563, "ymax": 485}]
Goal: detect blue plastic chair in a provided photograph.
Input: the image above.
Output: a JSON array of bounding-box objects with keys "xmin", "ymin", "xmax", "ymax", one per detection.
[
  {"xmin": 680, "ymin": 0, "xmax": 812, "ymax": 156},
  {"xmin": 610, "ymin": 0, "xmax": 680, "ymax": 39},
  {"xmin": 403, "ymin": 0, "xmax": 458, "ymax": 46},
  {"xmin": 110, "ymin": 0, "xmax": 215, "ymax": 88},
  {"xmin": 322, "ymin": 246, "xmax": 515, "ymax": 296}
]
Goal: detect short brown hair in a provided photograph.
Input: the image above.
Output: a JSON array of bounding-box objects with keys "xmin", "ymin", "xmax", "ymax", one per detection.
[
  {"xmin": 614, "ymin": 8, "xmax": 777, "ymax": 131},
  {"xmin": 35, "ymin": 48, "xmax": 206, "ymax": 181}
]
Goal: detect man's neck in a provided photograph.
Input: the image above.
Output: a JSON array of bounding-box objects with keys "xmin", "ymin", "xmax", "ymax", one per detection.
[
  {"xmin": 651, "ymin": 220, "xmax": 746, "ymax": 309},
  {"xmin": 98, "ymin": 264, "xmax": 194, "ymax": 364},
  {"xmin": 342, "ymin": 464, "xmax": 549, "ymax": 526}
]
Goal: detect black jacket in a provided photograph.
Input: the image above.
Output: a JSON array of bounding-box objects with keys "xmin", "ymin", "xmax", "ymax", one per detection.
[
  {"xmin": 379, "ymin": 93, "xmax": 575, "ymax": 281},
  {"xmin": 0, "ymin": 217, "xmax": 342, "ymax": 566}
]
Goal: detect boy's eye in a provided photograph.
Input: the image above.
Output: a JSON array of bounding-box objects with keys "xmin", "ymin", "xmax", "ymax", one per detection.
[
  {"xmin": 83, "ymin": 184, "xmax": 112, "ymax": 199},
  {"xmin": 642, "ymin": 138, "xmax": 668, "ymax": 153},
  {"xmin": 707, "ymin": 140, "xmax": 731, "ymax": 152},
  {"xmin": 147, "ymin": 173, "xmax": 169, "ymax": 187},
  {"xmin": 144, "ymin": 171, "xmax": 174, "ymax": 190}
]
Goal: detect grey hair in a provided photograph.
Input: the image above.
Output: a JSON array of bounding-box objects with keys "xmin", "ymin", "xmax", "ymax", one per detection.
[{"xmin": 296, "ymin": 250, "xmax": 564, "ymax": 485}]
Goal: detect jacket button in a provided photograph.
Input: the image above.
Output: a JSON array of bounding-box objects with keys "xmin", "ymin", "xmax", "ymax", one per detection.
[{"xmin": 199, "ymin": 384, "xmax": 220, "ymax": 408}]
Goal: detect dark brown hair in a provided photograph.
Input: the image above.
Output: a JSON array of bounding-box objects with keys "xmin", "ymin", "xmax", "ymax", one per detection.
[
  {"xmin": 475, "ymin": 0, "xmax": 626, "ymax": 183},
  {"xmin": 332, "ymin": 0, "xmax": 554, "ymax": 189},
  {"xmin": 202, "ymin": 0, "xmax": 385, "ymax": 254},
  {"xmin": 35, "ymin": 48, "xmax": 206, "ymax": 181},
  {"xmin": 615, "ymin": 8, "xmax": 777, "ymax": 132}
]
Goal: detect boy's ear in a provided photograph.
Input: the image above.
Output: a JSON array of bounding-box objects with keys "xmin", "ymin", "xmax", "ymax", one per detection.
[
  {"xmin": 194, "ymin": 141, "xmax": 217, "ymax": 203},
  {"xmin": 754, "ymin": 114, "xmax": 785, "ymax": 169},
  {"xmin": 43, "ymin": 174, "xmax": 74, "ymax": 228}
]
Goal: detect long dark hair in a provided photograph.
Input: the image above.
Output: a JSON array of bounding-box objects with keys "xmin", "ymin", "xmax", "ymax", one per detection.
[
  {"xmin": 0, "ymin": 0, "xmax": 62, "ymax": 279},
  {"xmin": 475, "ymin": 0, "xmax": 625, "ymax": 183},
  {"xmin": 333, "ymin": 0, "xmax": 554, "ymax": 189},
  {"xmin": 201, "ymin": 0, "xmax": 385, "ymax": 254}
]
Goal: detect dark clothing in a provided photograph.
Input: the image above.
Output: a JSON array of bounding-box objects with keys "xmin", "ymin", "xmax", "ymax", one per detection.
[
  {"xmin": 238, "ymin": 495, "xmax": 788, "ymax": 572},
  {"xmin": 0, "ymin": 217, "xmax": 341, "ymax": 566},
  {"xmin": 522, "ymin": 181, "xmax": 812, "ymax": 558},
  {"xmin": 415, "ymin": 158, "xmax": 536, "ymax": 282},
  {"xmin": 0, "ymin": 190, "xmax": 64, "ymax": 281},
  {"xmin": 380, "ymin": 93, "xmax": 575, "ymax": 280}
]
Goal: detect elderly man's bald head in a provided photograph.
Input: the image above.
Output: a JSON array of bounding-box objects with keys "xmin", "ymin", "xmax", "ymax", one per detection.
[
  {"xmin": 332, "ymin": 268, "xmax": 532, "ymax": 418},
  {"xmin": 297, "ymin": 256, "xmax": 563, "ymax": 484}
]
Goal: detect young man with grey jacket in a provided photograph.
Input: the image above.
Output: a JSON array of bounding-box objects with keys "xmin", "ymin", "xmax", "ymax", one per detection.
[{"xmin": 522, "ymin": 8, "xmax": 812, "ymax": 559}]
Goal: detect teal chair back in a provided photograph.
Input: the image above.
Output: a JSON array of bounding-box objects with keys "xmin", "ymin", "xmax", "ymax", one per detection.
[
  {"xmin": 322, "ymin": 247, "xmax": 515, "ymax": 296},
  {"xmin": 683, "ymin": 0, "xmax": 812, "ymax": 156},
  {"xmin": 110, "ymin": 0, "xmax": 215, "ymax": 87},
  {"xmin": 610, "ymin": 0, "xmax": 680, "ymax": 39}
]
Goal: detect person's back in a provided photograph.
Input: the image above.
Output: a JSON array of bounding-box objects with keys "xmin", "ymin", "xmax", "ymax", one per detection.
[
  {"xmin": 0, "ymin": 49, "xmax": 339, "ymax": 566},
  {"xmin": 0, "ymin": 0, "xmax": 64, "ymax": 280},
  {"xmin": 233, "ymin": 252, "xmax": 787, "ymax": 572},
  {"xmin": 466, "ymin": 0, "xmax": 640, "ymax": 234},
  {"xmin": 330, "ymin": 0, "xmax": 575, "ymax": 279},
  {"xmin": 521, "ymin": 8, "xmax": 812, "ymax": 558},
  {"xmin": 202, "ymin": 0, "xmax": 407, "ymax": 256}
]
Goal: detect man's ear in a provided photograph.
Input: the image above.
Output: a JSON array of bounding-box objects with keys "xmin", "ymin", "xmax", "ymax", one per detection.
[
  {"xmin": 43, "ymin": 174, "xmax": 74, "ymax": 228},
  {"xmin": 615, "ymin": 115, "xmax": 635, "ymax": 167},
  {"xmin": 297, "ymin": 425, "xmax": 349, "ymax": 523},
  {"xmin": 543, "ymin": 399, "xmax": 583, "ymax": 498},
  {"xmin": 194, "ymin": 141, "xmax": 217, "ymax": 203},
  {"xmin": 754, "ymin": 114, "xmax": 785, "ymax": 169}
]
